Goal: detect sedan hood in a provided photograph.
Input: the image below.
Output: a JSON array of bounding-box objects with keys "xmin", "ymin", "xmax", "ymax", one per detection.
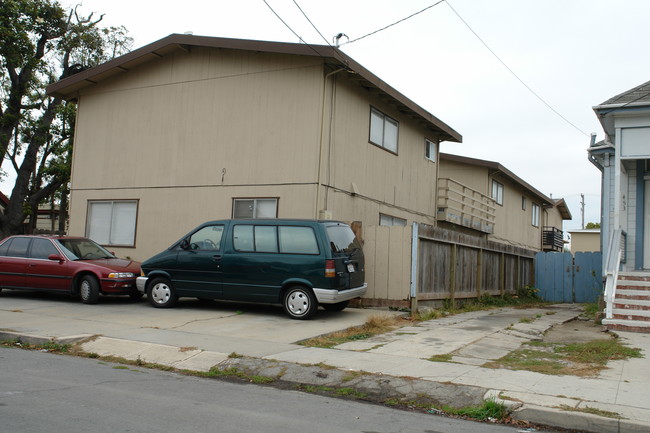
[{"xmin": 85, "ymin": 258, "xmax": 141, "ymax": 273}]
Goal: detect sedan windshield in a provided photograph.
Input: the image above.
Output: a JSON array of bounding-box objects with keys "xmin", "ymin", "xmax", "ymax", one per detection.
[{"xmin": 55, "ymin": 238, "xmax": 115, "ymax": 260}]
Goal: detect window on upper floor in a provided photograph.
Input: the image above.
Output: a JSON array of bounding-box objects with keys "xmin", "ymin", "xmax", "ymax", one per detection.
[
  {"xmin": 532, "ymin": 203, "xmax": 540, "ymax": 227},
  {"xmin": 369, "ymin": 107, "xmax": 398, "ymax": 153},
  {"xmin": 491, "ymin": 180, "xmax": 504, "ymax": 206},
  {"xmin": 522, "ymin": 196, "xmax": 527, "ymax": 211},
  {"xmin": 86, "ymin": 200, "xmax": 138, "ymax": 247},
  {"xmin": 425, "ymin": 139, "xmax": 436, "ymax": 162}
]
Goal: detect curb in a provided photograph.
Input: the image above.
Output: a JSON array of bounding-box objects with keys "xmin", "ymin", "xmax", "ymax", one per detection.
[
  {"xmin": 511, "ymin": 404, "xmax": 650, "ymax": 433},
  {"xmin": 0, "ymin": 330, "xmax": 93, "ymax": 346}
]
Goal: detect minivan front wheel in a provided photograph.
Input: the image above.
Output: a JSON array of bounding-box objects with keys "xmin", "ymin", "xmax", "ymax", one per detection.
[
  {"xmin": 283, "ymin": 286, "xmax": 317, "ymax": 320},
  {"xmin": 148, "ymin": 278, "xmax": 178, "ymax": 308}
]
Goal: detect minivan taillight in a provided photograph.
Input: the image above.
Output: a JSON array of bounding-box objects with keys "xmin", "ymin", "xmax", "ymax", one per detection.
[{"xmin": 325, "ymin": 259, "xmax": 336, "ymax": 277}]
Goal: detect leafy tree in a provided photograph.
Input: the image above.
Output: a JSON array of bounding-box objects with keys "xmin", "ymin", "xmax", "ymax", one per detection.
[
  {"xmin": 585, "ymin": 222, "xmax": 600, "ymax": 229},
  {"xmin": 0, "ymin": 0, "xmax": 132, "ymax": 236}
]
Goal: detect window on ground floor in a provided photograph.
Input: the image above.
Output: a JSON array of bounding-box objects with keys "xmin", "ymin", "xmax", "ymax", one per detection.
[
  {"xmin": 86, "ymin": 200, "xmax": 138, "ymax": 247},
  {"xmin": 379, "ymin": 213, "xmax": 407, "ymax": 226},
  {"xmin": 232, "ymin": 198, "xmax": 278, "ymax": 219}
]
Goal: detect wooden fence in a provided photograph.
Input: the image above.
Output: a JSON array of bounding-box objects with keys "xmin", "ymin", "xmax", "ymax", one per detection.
[
  {"xmin": 416, "ymin": 224, "xmax": 536, "ymax": 301},
  {"xmin": 358, "ymin": 223, "xmax": 537, "ymax": 308}
]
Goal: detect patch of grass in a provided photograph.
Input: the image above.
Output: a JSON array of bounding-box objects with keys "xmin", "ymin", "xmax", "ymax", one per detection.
[
  {"xmin": 558, "ymin": 404, "xmax": 622, "ymax": 419},
  {"xmin": 112, "ymin": 365, "xmax": 129, "ymax": 370},
  {"xmin": 296, "ymin": 384, "xmax": 367, "ymax": 399},
  {"xmin": 205, "ymin": 366, "xmax": 275, "ymax": 384},
  {"xmin": 443, "ymin": 399, "xmax": 507, "ymax": 421},
  {"xmin": 582, "ymin": 303, "xmax": 600, "ymax": 320},
  {"xmin": 486, "ymin": 338, "xmax": 643, "ymax": 376},
  {"xmin": 228, "ymin": 352, "xmax": 243, "ymax": 359},
  {"xmin": 179, "ymin": 346, "xmax": 197, "ymax": 352},
  {"xmin": 519, "ymin": 317, "xmax": 534, "ymax": 324},
  {"xmin": 0, "ymin": 339, "xmax": 71, "ymax": 353},
  {"xmin": 427, "ymin": 354, "xmax": 453, "ymax": 362},
  {"xmin": 557, "ymin": 339, "xmax": 643, "ymax": 365},
  {"xmin": 299, "ymin": 314, "xmax": 405, "ymax": 348},
  {"xmin": 341, "ymin": 370, "xmax": 369, "ymax": 382},
  {"xmin": 334, "ymin": 387, "xmax": 367, "ymax": 398}
]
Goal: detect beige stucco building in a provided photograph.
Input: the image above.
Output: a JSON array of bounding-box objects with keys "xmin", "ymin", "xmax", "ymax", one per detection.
[
  {"xmin": 568, "ymin": 229, "xmax": 600, "ymax": 253},
  {"xmin": 437, "ymin": 153, "xmax": 571, "ymax": 251},
  {"xmin": 47, "ymin": 34, "xmax": 462, "ymax": 262}
]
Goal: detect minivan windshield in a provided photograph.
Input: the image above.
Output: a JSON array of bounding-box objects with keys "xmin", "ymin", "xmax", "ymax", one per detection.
[{"xmin": 326, "ymin": 224, "xmax": 362, "ymax": 254}]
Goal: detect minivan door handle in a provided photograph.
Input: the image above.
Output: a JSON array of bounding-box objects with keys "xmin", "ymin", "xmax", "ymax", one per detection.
[{"xmin": 212, "ymin": 255, "xmax": 222, "ymax": 262}]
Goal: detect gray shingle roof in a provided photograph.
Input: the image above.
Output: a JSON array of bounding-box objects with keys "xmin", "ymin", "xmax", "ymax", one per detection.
[{"xmin": 599, "ymin": 79, "xmax": 650, "ymax": 106}]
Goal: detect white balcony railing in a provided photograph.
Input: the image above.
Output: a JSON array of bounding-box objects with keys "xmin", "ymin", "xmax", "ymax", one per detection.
[{"xmin": 437, "ymin": 178, "xmax": 496, "ymax": 234}]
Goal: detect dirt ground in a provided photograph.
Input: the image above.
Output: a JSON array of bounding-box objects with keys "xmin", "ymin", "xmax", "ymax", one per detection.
[{"xmin": 542, "ymin": 317, "xmax": 612, "ymax": 344}]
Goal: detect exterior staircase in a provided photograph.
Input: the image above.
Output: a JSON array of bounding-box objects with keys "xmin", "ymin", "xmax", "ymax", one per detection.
[{"xmin": 603, "ymin": 272, "xmax": 650, "ymax": 333}]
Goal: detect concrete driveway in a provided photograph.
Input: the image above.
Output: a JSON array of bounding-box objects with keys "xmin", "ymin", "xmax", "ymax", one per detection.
[{"xmin": 0, "ymin": 290, "xmax": 386, "ymax": 357}]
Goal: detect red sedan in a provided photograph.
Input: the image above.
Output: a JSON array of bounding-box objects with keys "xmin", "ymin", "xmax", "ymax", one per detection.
[{"xmin": 0, "ymin": 235, "xmax": 141, "ymax": 304}]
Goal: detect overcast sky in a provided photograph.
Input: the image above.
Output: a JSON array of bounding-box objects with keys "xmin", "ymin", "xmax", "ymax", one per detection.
[{"xmin": 60, "ymin": 0, "xmax": 650, "ymax": 231}]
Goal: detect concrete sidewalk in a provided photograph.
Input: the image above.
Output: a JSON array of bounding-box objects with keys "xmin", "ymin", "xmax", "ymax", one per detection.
[{"xmin": 1, "ymin": 293, "xmax": 648, "ymax": 433}]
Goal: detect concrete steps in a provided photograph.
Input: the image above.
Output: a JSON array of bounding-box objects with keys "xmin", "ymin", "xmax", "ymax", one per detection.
[{"xmin": 604, "ymin": 272, "xmax": 650, "ymax": 333}]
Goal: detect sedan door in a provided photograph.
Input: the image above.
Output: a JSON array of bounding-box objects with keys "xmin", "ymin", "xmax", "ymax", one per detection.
[
  {"xmin": 24, "ymin": 238, "xmax": 72, "ymax": 291},
  {"xmin": 0, "ymin": 237, "xmax": 30, "ymax": 289}
]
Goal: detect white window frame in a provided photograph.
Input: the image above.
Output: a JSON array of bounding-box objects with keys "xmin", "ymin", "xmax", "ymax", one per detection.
[
  {"xmin": 425, "ymin": 139, "xmax": 436, "ymax": 162},
  {"xmin": 532, "ymin": 203, "xmax": 540, "ymax": 227},
  {"xmin": 232, "ymin": 198, "xmax": 278, "ymax": 219},
  {"xmin": 522, "ymin": 196, "xmax": 527, "ymax": 211},
  {"xmin": 491, "ymin": 180, "xmax": 504, "ymax": 206},
  {"xmin": 379, "ymin": 213, "xmax": 407, "ymax": 227},
  {"xmin": 369, "ymin": 107, "xmax": 399, "ymax": 153},
  {"xmin": 86, "ymin": 200, "xmax": 138, "ymax": 247}
]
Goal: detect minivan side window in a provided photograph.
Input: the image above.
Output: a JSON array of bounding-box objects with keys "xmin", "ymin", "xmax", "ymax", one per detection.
[
  {"xmin": 326, "ymin": 224, "xmax": 361, "ymax": 254},
  {"xmin": 279, "ymin": 226, "xmax": 319, "ymax": 254},
  {"xmin": 234, "ymin": 225, "xmax": 279, "ymax": 253},
  {"xmin": 233, "ymin": 225, "xmax": 254, "ymax": 252},
  {"xmin": 189, "ymin": 225, "xmax": 224, "ymax": 251},
  {"xmin": 255, "ymin": 226, "xmax": 278, "ymax": 253}
]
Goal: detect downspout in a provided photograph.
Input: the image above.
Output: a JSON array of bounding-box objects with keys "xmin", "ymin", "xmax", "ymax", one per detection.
[
  {"xmin": 315, "ymin": 67, "xmax": 346, "ymax": 219},
  {"xmin": 587, "ymin": 132, "xmax": 614, "ymax": 272}
]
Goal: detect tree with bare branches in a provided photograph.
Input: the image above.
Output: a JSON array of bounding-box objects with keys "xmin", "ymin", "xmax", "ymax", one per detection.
[{"xmin": 0, "ymin": 0, "xmax": 132, "ymax": 236}]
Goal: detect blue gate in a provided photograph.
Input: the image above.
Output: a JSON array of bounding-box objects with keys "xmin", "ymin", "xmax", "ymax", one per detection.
[{"xmin": 534, "ymin": 251, "xmax": 602, "ymax": 303}]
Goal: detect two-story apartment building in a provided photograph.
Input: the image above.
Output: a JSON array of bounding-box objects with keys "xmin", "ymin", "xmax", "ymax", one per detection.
[
  {"xmin": 437, "ymin": 153, "xmax": 571, "ymax": 252},
  {"xmin": 46, "ymin": 34, "xmax": 462, "ymax": 263}
]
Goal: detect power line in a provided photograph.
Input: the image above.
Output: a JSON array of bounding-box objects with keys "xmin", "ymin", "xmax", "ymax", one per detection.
[
  {"xmin": 342, "ymin": 0, "xmax": 446, "ymax": 46},
  {"xmin": 445, "ymin": 1, "xmax": 590, "ymax": 137},
  {"xmin": 261, "ymin": 0, "xmax": 325, "ymax": 59},
  {"xmin": 291, "ymin": 0, "xmax": 350, "ymax": 65},
  {"xmin": 292, "ymin": 0, "xmax": 330, "ymax": 46}
]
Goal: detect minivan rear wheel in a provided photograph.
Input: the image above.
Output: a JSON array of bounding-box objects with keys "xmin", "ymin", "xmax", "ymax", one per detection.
[
  {"xmin": 148, "ymin": 277, "xmax": 178, "ymax": 308},
  {"xmin": 322, "ymin": 300, "xmax": 349, "ymax": 312},
  {"xmin": 283, "ymin": 286, "xmax": 317, "ymax": 320}
]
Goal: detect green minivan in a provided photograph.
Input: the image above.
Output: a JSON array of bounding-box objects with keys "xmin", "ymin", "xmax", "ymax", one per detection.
[{"xmin": 136, "ymin": 219, "xmax": 366, "ymax": 319}]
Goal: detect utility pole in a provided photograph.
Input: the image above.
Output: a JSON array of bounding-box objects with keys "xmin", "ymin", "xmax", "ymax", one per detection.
[{"xmin": 580, "ymin": 193, "xmax": 585, "ymax": 229}]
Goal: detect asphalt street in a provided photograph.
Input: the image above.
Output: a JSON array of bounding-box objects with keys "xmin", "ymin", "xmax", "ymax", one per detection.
[{"xmin": 0, "ymin": 348, "xmax": 546, "ymax": 433}]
